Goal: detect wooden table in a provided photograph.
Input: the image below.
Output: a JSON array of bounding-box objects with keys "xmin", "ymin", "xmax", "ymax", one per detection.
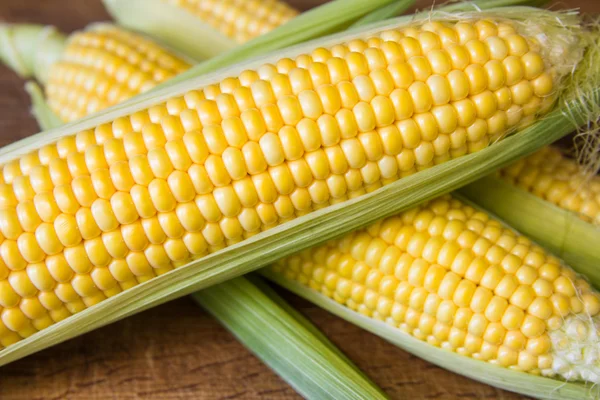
[{"xmin": 0, "ymin": 0, "xmax": 598, "ymax": 398}]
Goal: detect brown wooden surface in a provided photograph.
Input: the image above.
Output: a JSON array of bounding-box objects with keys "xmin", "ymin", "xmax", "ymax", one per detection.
[{"xmin": 0, "ymin": 1, "xmax": 598, "ymax": 399}]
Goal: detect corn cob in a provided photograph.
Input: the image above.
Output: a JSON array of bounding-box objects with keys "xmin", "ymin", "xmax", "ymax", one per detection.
[
  {"xmin": 0, "ymin": 16, "xmax": 570, "ymax": 348},
  {"xmin": 499, "ymin": 146, "xmax": 600, "ymax": 225},
  {"xmin": 0, "ymin": 8, "xmax": 592, "ymax": 369},
  {"xmin": 45, "ymin": 25, "xmax": 191, "ymax": 122},
  {"xmin": 265, "ymin": 194, "xmax": 600, "ymax": 394},
  {"xmin": 162, "ymin": 0, "xmax": 298, "ymax": 43}
]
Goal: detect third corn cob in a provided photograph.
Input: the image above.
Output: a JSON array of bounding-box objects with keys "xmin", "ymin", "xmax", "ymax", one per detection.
[{"xmin": 268, "ymin": 194, "xmax": 600, "ymax": 384}]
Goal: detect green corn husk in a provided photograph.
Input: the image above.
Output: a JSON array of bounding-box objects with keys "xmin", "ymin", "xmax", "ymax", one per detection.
[
  {"xmin": 437, "ymin": 0, "xmax": 549, "ymax": 12},
  {"xmin": 458, "ymin": 175, "xmax": 600, "ymax": 288},
  {"xmin": 23, "ymin": 82, "xmax": 63, "ymax": 131},
  {"xmin": 260, "ymin": 268, "xmax": 597, "ymax": 400},
  {"xmin": 195, "ymin": 277, "xmax": 388, "ymax": 400},
  {"xmin": 104, "ymin": 0, "xmax": 403, "ymax": 65},
  {"xmin": 0, "ymin": 24, "xmax": 66, "ymax": 83},
  {"xmin": 0, "ymin": 7, "xmax": 595, "ymax": 369},
  {"xmin": 102, "ymin": 0, "xmax": 237, "ymax": 62},
  {"xmin": 348, "ymin": 0, "xmax": 547, "ymax": 29}
]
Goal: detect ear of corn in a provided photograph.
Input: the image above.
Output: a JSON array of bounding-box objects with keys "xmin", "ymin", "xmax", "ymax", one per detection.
[
  {"xmin": 103, "ymin": 0, "xmax": 401, "ymax": 65},
  {"xmin": 0, "ymin": 24, "xmax": 66, "ymax": 83},
  {"xmin": 263, "ymin": 193, "xmax": 600, "ymax": 399},
  {"xmin": 0, "ymin": 8, "xmax": 595, "ymax": 367},
  {"xmin": 160, "ymin": 0, "xmax": 299, "ymax": 43},
  {"xmin": 458, "ymin": 156, "xmax": 600, "ymax": 288},
  {"xmin": 44, "ymin": 23, "xmax": 192, "ymax": 122},
  {"xmin": 195, "ymin": 276, "xmax": 388, "ymax": 400}
]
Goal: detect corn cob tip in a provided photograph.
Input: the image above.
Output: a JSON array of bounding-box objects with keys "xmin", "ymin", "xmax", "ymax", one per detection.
[{"xmin": 548, "ymin": 315, "xmax": 600, "ymax": 383}]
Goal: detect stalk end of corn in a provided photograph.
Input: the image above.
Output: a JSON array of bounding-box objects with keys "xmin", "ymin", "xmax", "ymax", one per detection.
[
  {"xmin": 0, "ymin": 24, "xmax": 66, "ymax": 83},
  {"xmin": 24, "ymin": 81, "xmax": 63, "ymax": 131}
]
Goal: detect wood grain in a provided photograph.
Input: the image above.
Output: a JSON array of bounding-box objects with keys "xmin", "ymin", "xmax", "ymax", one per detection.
[{"xmin": 0, "ymin": 1, "xmax": 598, "ymax": 399}]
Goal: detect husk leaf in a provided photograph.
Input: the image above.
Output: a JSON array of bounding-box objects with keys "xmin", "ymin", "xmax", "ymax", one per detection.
[
  {"xmin": 0, "ymin": 24, "xmax": 66, "ymax": 83},
  {"xmin": 23, "ymin": 81, "xmax": 63, "ymax": 131},
  {"xmin": 195, "ymin": 277, "xmax": 388, "ymax": 400}
]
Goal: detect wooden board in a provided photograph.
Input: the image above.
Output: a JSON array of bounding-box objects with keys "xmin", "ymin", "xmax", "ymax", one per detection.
[{"xmin": 0, "ymin": 0, "xmax": 598, "ymax": 399}]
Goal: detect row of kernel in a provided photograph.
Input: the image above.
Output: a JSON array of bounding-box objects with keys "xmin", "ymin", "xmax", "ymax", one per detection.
[{"xmin": 499, "ymin": 147, "xmax": 600, "ymax": 224}]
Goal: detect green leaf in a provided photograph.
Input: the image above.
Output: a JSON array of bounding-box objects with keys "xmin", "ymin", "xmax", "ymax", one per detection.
[
  {"xmin": 102, "ymin": 0, "xmax": 236, "ymax": 62},
  {"xmin": 0, "ymin": 24, "xmax": 66, "ymax": 83},
  {"xmin": 24, "ymin": 81, "xmax": 63, "ymax": 130},
  {"xmin": 349, "ymin": 0, "xmax": 415, "ymax": 28},
  {"xmin": 195, "ymin": 277, "xmax": 388, "ymax": 400},
  {"xmin": 262, "ymin": 270, "xmax": 597, "ymax": 400},
  {"xmin": 351, "ymin": 0, "xmax": 549, "ymax": 29}
]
